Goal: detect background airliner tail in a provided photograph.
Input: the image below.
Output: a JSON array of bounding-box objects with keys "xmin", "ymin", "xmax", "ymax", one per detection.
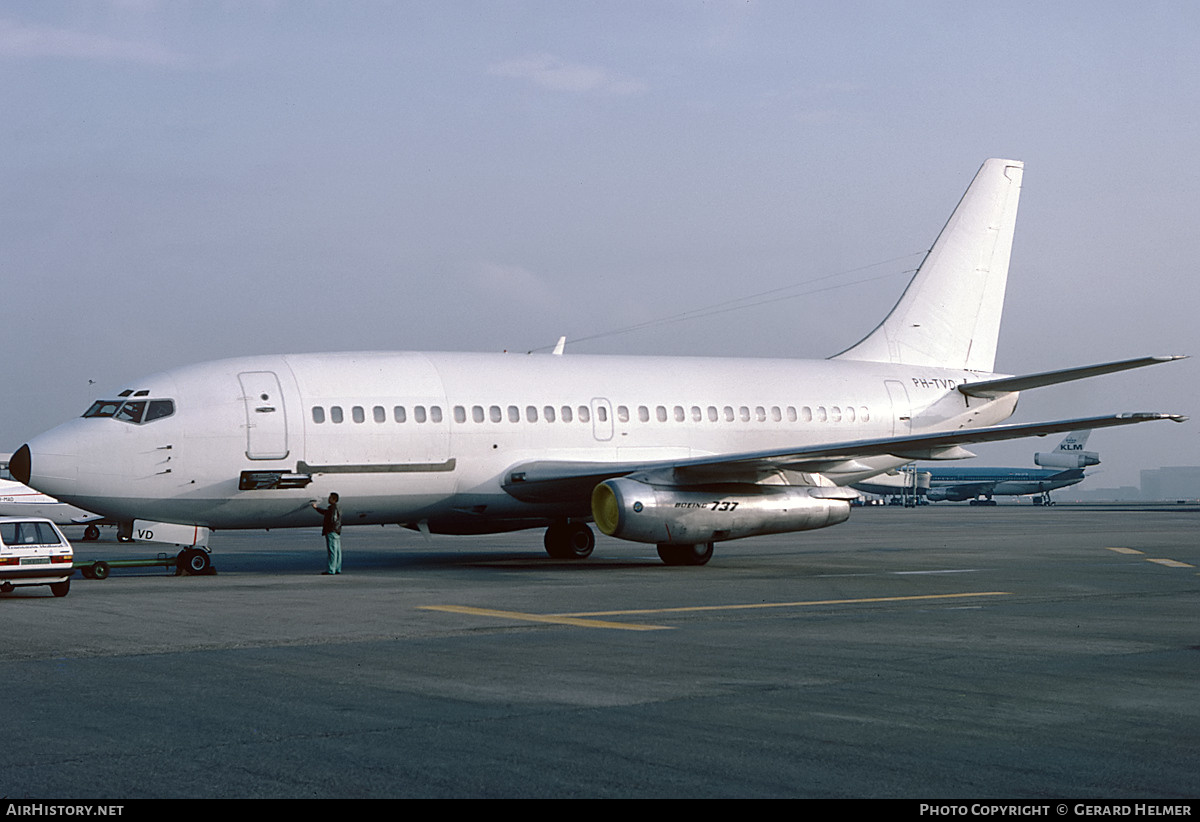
[
  {"xmin": 833, "ymin": 158, "xmax": 1024, "ymax": 372},
  {"xmin": 1035, "ymin": 429, "xmax": 1100, "ymax": 469}
]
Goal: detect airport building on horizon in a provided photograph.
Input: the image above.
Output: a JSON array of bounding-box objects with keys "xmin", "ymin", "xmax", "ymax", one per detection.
[{"xmin": 1068, "ymin": 465, "xmax": 1200, "ymax": 502}]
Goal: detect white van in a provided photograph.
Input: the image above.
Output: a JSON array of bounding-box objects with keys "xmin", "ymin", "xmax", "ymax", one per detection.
[{"xmin": 0, "ymin": 517, "xmax": 74, "ymax": 597}]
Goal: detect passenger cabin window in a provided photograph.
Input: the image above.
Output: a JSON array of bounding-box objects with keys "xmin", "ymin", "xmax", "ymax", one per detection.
[{"xmin": 312, "ymin": 407, "xmax": 326, "ymax": 424}]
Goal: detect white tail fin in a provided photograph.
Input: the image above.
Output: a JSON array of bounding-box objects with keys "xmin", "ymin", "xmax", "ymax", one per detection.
[
  {"xmin": 833, "ymin": 158, "xmax": 1024, "ymax": 372},
  {"xmin": 1035, "ymin": 429, "xmax": 1100, "ymax": 469},
  {"xmin": 1055, "ymin": 430, "xmax": 1091, "ymax": 451}
]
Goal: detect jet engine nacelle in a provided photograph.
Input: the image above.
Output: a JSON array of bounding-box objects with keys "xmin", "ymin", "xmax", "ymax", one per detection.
[
  {"xmin": 1034, "ymin": 450, "xmax": 1100, "ymax": 469},
  {"xmin": 590, "ymin": 477, "xmax": 851, "ymax": 545}
]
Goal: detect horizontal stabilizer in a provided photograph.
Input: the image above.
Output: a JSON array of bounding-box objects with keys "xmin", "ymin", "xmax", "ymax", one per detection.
[{"xmin": 959, "ymin": 355, "xmax": 1187, "ymax": 398}]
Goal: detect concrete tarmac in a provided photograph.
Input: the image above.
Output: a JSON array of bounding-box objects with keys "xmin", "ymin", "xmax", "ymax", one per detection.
[{"xmin": 2, "ymin": 505, "xmax": 1197, "ymax": 798}]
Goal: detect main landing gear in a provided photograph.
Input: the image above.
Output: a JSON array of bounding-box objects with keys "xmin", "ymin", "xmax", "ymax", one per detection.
[
  {"xmin": 542, "ymin": 521, "xmax": 715, "ymax": 566},
  {"xmin": 656, "ymin": 542, "xmax": 715, "ymax": 566},
  {"xmin": 543, "ymin": 521, "xmax": 595, "ymax": 559}
]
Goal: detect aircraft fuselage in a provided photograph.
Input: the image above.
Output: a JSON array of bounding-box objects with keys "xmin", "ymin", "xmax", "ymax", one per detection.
[{"xmin": 17, "ymin": 351, "xmax": 1016, "ymax": 534}]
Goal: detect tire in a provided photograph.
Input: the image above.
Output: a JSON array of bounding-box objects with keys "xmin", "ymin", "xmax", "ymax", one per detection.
[
  {"xmin": 50, "ymin": 579, "xmax": 70, "ymax": 597},
  {"xmin": 83, "ymin": 524, "xmax": 100, "ymax": 541},
  {"xmin": 544, "ymin": 522, "xmax": 595, "ymax": 559},
  {"xmin": 92, "ymin": 561, "xmax": 110, "ymax": 580},
  {"xmin": 180, "ymin": 548, "xmax": 212, "ymax": 574},
  {"xmin": 657, "ymin": 542, "xmax": 714, "ymax": 566}
]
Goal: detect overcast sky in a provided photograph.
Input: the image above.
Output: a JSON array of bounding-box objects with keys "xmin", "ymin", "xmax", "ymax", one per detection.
[{"xmin": 2, "ymin": 1, "xmax": 1196, "ymax": 489}]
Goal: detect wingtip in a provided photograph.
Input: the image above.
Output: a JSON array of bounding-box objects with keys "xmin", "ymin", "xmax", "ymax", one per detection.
[{"xmin": 1117, "ymin": 412, "xmax": 1189, "ymax": 423}]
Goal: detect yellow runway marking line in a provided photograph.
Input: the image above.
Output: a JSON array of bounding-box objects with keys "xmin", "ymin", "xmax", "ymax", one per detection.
[
  {"xmin": 1146, "ymin": 558, "xmax": 1195, "ymax": 568},
  {"xmin": 557, "ymin": 591, "xmax": 1013, "ymax": 618},
  {"xmin": 420, "ymin": 605, "xmax": 672, "ymax": 631},
  {"xmin": 423, "ymin": 592, "xmax": 1013, "ymax": 631},
  {"xmin": 1105, "ymin": 547, "xmax": 1192, "ymax": 567}
]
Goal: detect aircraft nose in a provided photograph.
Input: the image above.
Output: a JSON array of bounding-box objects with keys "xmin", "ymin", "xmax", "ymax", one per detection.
[
  {"xmin": 14, "ymin": 427, "xmax": 82, "ymax": 499},
  {"xmin": 10, "ymin": 443, "xmax": 31, "ymax": 484}
]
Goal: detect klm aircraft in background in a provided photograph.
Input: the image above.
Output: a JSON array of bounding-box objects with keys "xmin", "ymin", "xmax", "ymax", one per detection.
[{"xmin": 853, "ymin": 431, "xmax": 1100, "ymax": 505}]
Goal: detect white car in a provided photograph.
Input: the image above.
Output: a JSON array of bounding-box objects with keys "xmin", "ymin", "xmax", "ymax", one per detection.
[{"xmin": 0, "ymin": 517, "xmax": 74, "ymax": 597}]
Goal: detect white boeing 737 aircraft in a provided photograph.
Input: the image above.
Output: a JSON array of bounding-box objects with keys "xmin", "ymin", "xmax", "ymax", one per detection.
[{"xmin": 11, "ymin": 160, "xmax": 1187, "ymax": 566}]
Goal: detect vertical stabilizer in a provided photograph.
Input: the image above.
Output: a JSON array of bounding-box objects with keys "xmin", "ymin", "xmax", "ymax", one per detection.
[{"xmin": 833, "ymin": 159, "xmax": 1023, "ymax": 372}]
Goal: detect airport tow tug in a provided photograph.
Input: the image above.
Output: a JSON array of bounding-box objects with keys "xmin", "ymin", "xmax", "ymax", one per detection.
[
  {"xmin": 0, "ymin": 516, "xmax": 74, "ymax": 597},
  {"xmin": 77, "ymin": 547, "xmax": 214, "ymax": 580}
]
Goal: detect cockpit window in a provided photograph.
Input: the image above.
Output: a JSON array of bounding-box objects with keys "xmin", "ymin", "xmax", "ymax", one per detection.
[
  {"xmin": 84, "ymin": 400, "xmax": 123, "ymax": 418},
  {"xmin": 115, "ymin": 401, "xmax": 146, "ymax": 423},
  {"xmin": 83, "ymin": 398, "xmax": 175, "ymax": 424},
  {"xmin": 145, "ymin": 400, "xmax": 174, "ymax": 422}
]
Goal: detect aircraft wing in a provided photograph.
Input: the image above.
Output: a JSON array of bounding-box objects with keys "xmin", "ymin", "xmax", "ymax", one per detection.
[{"xmin": 502, "ymin": 412, "xmax": 1185, "ymax": 504}]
